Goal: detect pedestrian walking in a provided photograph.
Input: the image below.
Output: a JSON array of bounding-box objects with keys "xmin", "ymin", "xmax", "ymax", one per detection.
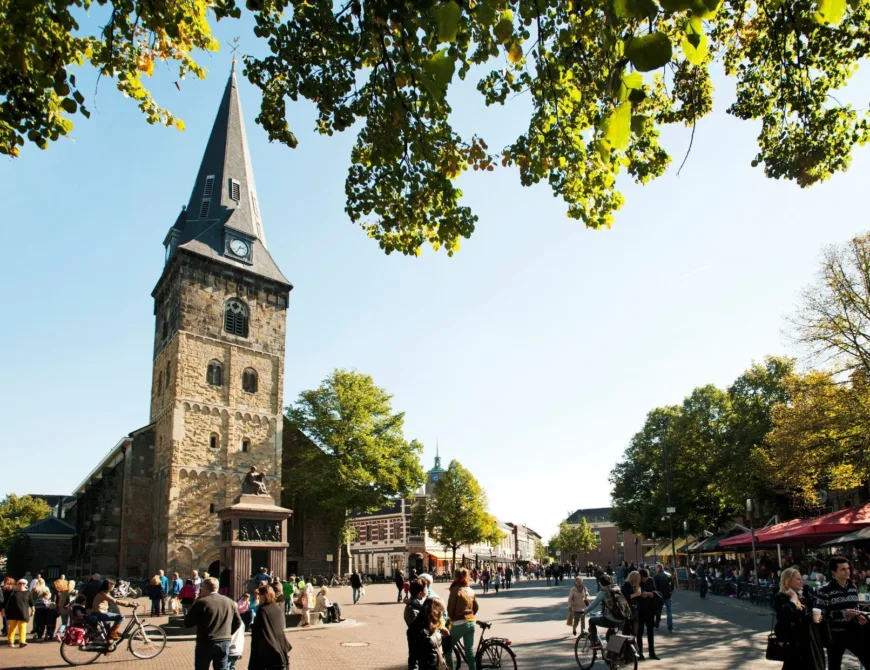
[
  {"xmin": 407, "ymin": 598, "xmax": 449, "ymax": 670},
  {"xmin": 446, "ymin": 568, "xmax": 478, "ymax": 670},
  {"xmin": 481, "ymin": 569, "xmax": 490, "ymax": 595},
  {"xmin": 1, "ymin": 576, "xmax": 16, "ymax": 636},
  {"xmin": 505, "ymin": 569, "xmax": 512, "ymax": 591},
  {"xmin": 773, "ymin": 567, "xmax": 825, "ymax": 670},
  {"xmin": 170, "ymin": 571, "xmax": 183, "ymax": 614},
  {"xmin": 249, "ymin": 585, "xmax": 292, "ymax": 669},
  {"xmin": 180, "ymin": 579, "xmax": 197, "ymax": 616},
  {"xmin": 493, "ymin": 572, "xmax": 502, "ymax": 595},
  {"xmin": 5, "ymin": 579, "xmax": 34, "ymax": 648},
  {"xmin": 636, "ymin": 568, "xmax": 660, "ymax": 661},
  {"xmin": 350, "ymin": 570, "xmax": 363, "ymax": 604},
  {"xmin": 282, "ymin": 576, "xmax": 296, "ymax": 614},
  {"xmin": 395, "ymin": 569, "xmax": 406, "ymax": 603},
  {"xmin": 816, "ymin": 556, "xmax": 870, "ymax": 670},
  {"xmin": 158, "ymin": 569, "xmax": 170, "ymax": 614},
  {"xmin": 192, "ymin": 570, "xmax": 203, "ymax": 598},
  {"xmin": 653, "ymin": 563, "xmax": 674, "ymax": 632},
  {"xmin": 568, "ymin": 577, "xmax": 590, "ymax": 636},
  {"xmin": 147, "ymin": 576, "xmax": 164, "ymax": 616},
  {"xmin": 184, "ymin": 577, "xmax": 242, "ymax": 670},
  {"xmin": 696, "ymin": 562, "xmax": 708, "ymax": 600}
]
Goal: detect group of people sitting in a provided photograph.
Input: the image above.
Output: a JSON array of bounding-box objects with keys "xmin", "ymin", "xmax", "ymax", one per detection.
[{"xmin": 238, "ymin": 568, "xmax": 344, "ymax": 630}]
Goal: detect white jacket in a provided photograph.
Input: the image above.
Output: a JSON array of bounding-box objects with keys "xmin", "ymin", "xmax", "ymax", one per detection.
[{"xmin": 568, "ymin": 585, "xmax": 589, "ymax": 612}]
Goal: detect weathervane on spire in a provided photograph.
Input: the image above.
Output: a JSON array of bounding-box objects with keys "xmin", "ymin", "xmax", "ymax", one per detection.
[{"xmin": 227, "ymin": 37, "xmax": 242, "ymax": 70}]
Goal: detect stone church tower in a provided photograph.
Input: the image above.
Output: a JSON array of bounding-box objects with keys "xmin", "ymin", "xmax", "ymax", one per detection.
[{"xmin": 148, "ymin": 64, "xmax": 292, "ymax": 575}]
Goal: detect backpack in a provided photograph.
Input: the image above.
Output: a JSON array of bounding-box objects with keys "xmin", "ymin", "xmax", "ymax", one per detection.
[{"xmin": 603, "ymin": 586, "xmax": 633, "ymax": 621}]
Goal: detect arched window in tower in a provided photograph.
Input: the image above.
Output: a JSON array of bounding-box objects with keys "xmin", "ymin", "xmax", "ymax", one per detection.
[
  {"xmin": 242, "ymin": 368, "xmax": 258, "ymax": 394},
  {"xmin": 206, "ymin": 360, "xmax": 223, "ymax": 386},
  {"xmin": 224, "ymin": 298, "xmax": 249, "ymax": 337},
  {"xmin": 241, "ymin": 438, "xmax": 250, "ymax": 453}
]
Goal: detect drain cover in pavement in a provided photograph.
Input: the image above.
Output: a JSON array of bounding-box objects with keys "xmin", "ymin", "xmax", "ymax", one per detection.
[{"xmin": 341, "ymin": 642, "xmax": 370, "ymax": 647}]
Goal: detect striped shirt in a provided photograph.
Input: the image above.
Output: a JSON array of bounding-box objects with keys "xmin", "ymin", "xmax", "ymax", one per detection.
[{"xmin": 816, "ymin": 579, "xmax": 859, "ymax": 635}]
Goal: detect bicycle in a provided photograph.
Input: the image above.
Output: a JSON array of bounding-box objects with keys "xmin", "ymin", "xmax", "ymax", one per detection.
[
  {"xmin": 452, "ymin": 620, "xmax": 517, "ymax": 670},
  {"xmin": 59, "ymin": 602, "xmax": 166, "ymax": 666},
  {"xmin": 574, "ymin": 623, "xmax": 638, "ymax": 670}
]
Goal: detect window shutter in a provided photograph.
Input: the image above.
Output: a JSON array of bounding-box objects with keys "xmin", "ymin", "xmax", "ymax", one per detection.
[
  {"xmin": 204, "ymin": 175, "xmax": 215, "ymax": 196},
  {"xmin": 199, "ymin": 199, "xmax": 211, "ymax": 219},
  {"xmin": 230, "ymin": 179, "xmax": 241, "ymax": 202}
]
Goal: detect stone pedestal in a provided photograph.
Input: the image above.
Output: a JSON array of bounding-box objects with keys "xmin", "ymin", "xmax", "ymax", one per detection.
[{"xmin": 217, "ymin": 494, "xmax": 292, "ymax": 600}]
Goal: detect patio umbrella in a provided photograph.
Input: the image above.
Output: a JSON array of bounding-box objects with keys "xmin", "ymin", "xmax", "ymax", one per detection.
[{"xmin": 822, "ymin": 526, "xmax": 870, "ymax": 546}]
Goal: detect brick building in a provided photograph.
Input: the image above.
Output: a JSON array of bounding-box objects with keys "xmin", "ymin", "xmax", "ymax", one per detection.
[
  {"xmin": 65, "ymin": 64, "xmax": 334, "ymax": 579},
  {"xmin": 564, "ymin": 507, "xmax": 647, "ymax": 567}
]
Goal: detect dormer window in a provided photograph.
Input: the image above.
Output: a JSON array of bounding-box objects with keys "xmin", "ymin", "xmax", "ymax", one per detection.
[
  {"xmin": 230, "ymin": 179, "xmax": 241, "ymax": 202},
  {"xmin": 199, "ymin": 198, "xmax": 211, "ymax": 219},
  {"xmin": 204, "ymin": 175, "xmax": 215, "ymax": 196}
]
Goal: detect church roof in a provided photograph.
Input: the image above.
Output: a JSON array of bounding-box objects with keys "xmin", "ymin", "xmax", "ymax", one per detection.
[{"xmin": 165, "ymin": 63, "xmax": 290, "ymax": 287}]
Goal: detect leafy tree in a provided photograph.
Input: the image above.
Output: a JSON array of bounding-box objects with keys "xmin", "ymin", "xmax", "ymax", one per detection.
[
  {"xmin": 0, "ymin": 494, "xmax": 52, "ymax": 556},
  {"xmin": 5, "ymin": 2, "xmax": 870, "ymax": 255},
  {"xmin": 284, "ymin": 369, "xmax": 425, "ymax": 574},
  {"xmin": 792, "ymin": 234, "xmax": 870, "ymax": 378},
  {"xmin": 552, "ymin": 518, "xmax": 599, "ymax": 560},
  {"xmin": 755, "ymin": 370, "xmax": 870, "ymax": 506},
  {"xmin": 611, "ymin": 358, "xmax": 798, "ymax": 534},
  {"xmin": 533, "ymin": 540, "xmax": 549, "ymax": 563},
  {"xmin": 411, "ymin": 459, "xmax": 502, "ymax": 572}
]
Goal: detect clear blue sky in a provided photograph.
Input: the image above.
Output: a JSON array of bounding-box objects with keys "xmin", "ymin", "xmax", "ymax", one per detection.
[{"xmin": 2, "ymin": 15, "xmax": 869, "ymax": 541}]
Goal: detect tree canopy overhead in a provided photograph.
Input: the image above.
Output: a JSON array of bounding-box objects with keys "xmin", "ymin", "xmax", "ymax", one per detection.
[{"xmin": 3, "ymin": 0, "xmax": 870, "ymax": 254}]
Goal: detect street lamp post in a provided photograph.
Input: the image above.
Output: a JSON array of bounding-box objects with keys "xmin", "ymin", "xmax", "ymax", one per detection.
[
  {"xmin": 747, "ymin": 498, "xmax": 759, "ymax": 585},
  {"xmin": 662, "ymin": 418, "xmax": 678, "ymax": 582}
]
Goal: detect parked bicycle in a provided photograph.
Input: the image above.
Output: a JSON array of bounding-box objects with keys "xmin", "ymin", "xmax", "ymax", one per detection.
[
  {"xmin": 59, "ymin": 602, "xmax": 166, "ymax": 666},
  {"xmin": 574, "ymin": 624, "xmax": 638, "ymax": 670},
  {"xmin": 112, "ymin": 580, "xmax": 143, "ymax": 599},
  {"xmin": 452, "ymin": 620, "xmax": 517, "ymax": 670}
]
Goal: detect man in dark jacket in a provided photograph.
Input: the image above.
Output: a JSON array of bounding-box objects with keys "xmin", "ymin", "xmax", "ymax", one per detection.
[
  {"xmin": 394, "ymin": 569, "xmax": 405, "ymax": 603},
  {"xmin": 653, "ymin": 563, "xmax": 674, "ymax": 632},
  {"xmin": 184, "ymin": 577, "xmax": 242, "ymax": 670},
  {"xmin": 350, "ymin": 570, "xmax": 363, "ymax": 604},
  {"xmin": 636, "ymin": 568, "xmax": 660, "ymax": 661},
  {"xmin": 82, "ymin": 574, "xmax": 102, "ymax": 611},
  {"xmin": 816, "ymin": 556, "xmax": 870, "ymax": 670}
]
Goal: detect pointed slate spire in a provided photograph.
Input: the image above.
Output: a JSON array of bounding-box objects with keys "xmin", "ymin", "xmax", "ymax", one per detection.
[{"xmin": 165, "ymin": 65, "xmax": 289, "ymax": 287}]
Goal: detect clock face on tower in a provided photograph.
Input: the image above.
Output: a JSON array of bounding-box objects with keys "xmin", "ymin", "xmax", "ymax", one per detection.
[{"xmin": 229, "ymin": 238, "xmax": 249, "ymax": 258}]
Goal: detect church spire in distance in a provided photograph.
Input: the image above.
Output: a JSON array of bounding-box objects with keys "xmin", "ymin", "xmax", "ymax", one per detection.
[{"xmin": 162, "ymin": 64, "xmax": 289, "ymax": 287}]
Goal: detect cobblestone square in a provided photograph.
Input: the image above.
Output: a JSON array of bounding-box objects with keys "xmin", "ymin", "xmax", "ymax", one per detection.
[{"xmin": 7, "ymin": 579, "xmax": 860, "ymax": 670}]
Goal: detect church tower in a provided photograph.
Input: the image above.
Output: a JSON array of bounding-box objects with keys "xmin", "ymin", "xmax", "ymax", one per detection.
[{"xmin": 148, "ymin": 64, "xmax": 292, "ymax": 575}]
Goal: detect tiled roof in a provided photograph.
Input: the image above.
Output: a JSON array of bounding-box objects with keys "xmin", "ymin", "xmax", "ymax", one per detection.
[{"xmin": 20, "ymin": 516, "xmax": 76, "ymax": 536}]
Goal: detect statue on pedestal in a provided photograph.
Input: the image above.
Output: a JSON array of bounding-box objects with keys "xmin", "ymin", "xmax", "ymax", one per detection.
[{"xmin": 242, "ymin": 466, "xmax": 269, "ymax": 496}]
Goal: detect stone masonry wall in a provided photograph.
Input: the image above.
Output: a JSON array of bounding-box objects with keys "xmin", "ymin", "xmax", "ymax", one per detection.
[
  {"xmin": 149, "ymin": 253, "xmax": 287, "ymax": 576},
  {"xmin": 120, "ymin": 428, "xmax": 155, "ymax": 577}
]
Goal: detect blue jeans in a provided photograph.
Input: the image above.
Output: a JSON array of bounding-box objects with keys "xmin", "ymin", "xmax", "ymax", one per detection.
[
  {"xmin": 352, "ymin": 587, "xmax": 360, "ymax": 603},
  {"xmin": 94, "ymin": 611, "xmax": 123, "ymax": 633},
  {"xmin": 194, "ymin": 639, "xmax": 231, "ymax": 670},
  {"xmin": 656, "ymin": 599, "xmax": 672, "ymax": 631},
  {"xmin": 447, "ymin": 620, "xmax": 476, "ymax": 670}
]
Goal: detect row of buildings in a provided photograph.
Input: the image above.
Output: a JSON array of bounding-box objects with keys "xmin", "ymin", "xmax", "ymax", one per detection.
[{"xmin": 347, "ymin": 453, "xmax": 543, "ymax": 577}]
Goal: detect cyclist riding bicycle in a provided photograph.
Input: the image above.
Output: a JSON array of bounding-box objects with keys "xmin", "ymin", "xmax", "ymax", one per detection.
[
  {"xmin": 91, "ymin": 580, "xmax": 136, "ymax": 640},
  {"xmin": 582, "ymin": 575, "xmax": 633, "ymax": 650}
]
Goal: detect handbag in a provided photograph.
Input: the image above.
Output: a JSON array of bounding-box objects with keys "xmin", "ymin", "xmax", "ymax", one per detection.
[
  {"xmin": 766, "ymin": 614, "xmax": 791, "ymax": 662},
  {"xmin": 566, "ymin": 608, "xmax": 574, "ymax": 626}
]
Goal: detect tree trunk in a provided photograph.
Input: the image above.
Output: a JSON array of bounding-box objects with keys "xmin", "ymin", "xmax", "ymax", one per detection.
[
  {"xmin": 452, "ymin": 545, "xmax": 457, "ymax": 575},
  {"xmin": 336, "ymin": 541, "xmax": 343, "ymax": 577}
]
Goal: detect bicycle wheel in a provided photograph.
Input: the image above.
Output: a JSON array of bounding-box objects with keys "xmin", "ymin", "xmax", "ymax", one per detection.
[
  {"xmin": 453, "ymin": 641, "xmax": 465, "ymax": 670},
  {"xmin": 59, "ymin": 643, "xmax": 102, "ymax": 666},
  {"xmin": 476, "ymin": 640, "xmax": 518, "ymax": 670},
  {"xmin": 128, "ymin": 623, "xmax": 167, "ymax": 659},
  {"xmin": 574, "ymin": 634, "xmax": 596, "ymax": 669}
]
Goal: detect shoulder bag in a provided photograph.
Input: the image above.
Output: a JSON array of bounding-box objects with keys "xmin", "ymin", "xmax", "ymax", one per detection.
[{"xmin": 766, "ymin": 612, "xmax": 791, "ymax": 662}]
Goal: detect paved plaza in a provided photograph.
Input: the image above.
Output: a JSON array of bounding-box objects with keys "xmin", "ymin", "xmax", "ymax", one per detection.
[{"xmin": 2, "ymin": 579, "xmax": 862, "ymax": 669}]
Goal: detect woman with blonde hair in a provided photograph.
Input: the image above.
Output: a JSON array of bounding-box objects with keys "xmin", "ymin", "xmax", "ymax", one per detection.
[{"xmin": 773, "ymin": 567, "xmax": 824, "ymax": 669}]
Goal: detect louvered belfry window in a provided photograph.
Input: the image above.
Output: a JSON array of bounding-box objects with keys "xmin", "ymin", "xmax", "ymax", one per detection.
[
  {"xmin": 204, "ymin": 175, "xmax": 215, "ymax": 196},
  {"xmin": 199, "ymin": 198, "xmax": 211, "ymax": 219},
  {"xmin": 224, "ymin": 298, "xmax": 248, "ymax": 337},
  {"xmin": 230, "ymin": 179, "xmax": 241, "ymax": 202}
]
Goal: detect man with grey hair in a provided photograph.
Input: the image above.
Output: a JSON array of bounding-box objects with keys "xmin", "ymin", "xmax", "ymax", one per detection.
[
  {"xmin": 653, "ymin": 563, "xmax": 674, "ymax": 632},
  {"xmin": 184, "ymin": 577, "xmax": 242, "ymax": 670}
]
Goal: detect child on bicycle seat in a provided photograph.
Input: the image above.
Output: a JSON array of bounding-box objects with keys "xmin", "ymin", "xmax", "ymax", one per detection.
[{"xmin": 70, "ymin": 594, "xmax": 89, "ymax": 623}]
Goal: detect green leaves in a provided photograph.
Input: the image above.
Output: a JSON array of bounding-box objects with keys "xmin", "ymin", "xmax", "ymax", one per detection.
[
  {"xmin": 616, "ymin": 71, "xmax": 644, "ymax": 102},
  {"xmin": 626, "ymin": 32, "xmax": 673, "ymax": 72},
  {"xmin": 681, "ymin": 16, "xmax": 707, "ymax": 65},
  {"xmin": 814, "ymin": 0, "xmax": 847, "ymax": 24},
  {"xmin": 613, "ymin": 0, "xmax": 658, "ymax": 19},
  {"xmin": 603, "ymin": 102, "xmax": 632, "ymax": 151},
  {"xmin": 659, "ymin": 0, "xmax": 695, "ymax": 10},
  {"xmin": 493, "ymin": 10, "xmax": 514, "ymax": 43},
  {"xmin": 691, "ymin": 0, "xmax": 722, "ymax": 18},
  {"xmin": 421, "ymin": 49, "xmax": 456, "ymax": 101},
  {"xmin": 432, "ymin": 1, "xmax": 461, "ymax": 43}
]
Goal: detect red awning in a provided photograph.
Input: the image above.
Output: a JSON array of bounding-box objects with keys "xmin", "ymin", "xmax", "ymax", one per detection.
[{"xmin": 719, "ymin": 503, "xmax": 870, "ymax": 547}]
